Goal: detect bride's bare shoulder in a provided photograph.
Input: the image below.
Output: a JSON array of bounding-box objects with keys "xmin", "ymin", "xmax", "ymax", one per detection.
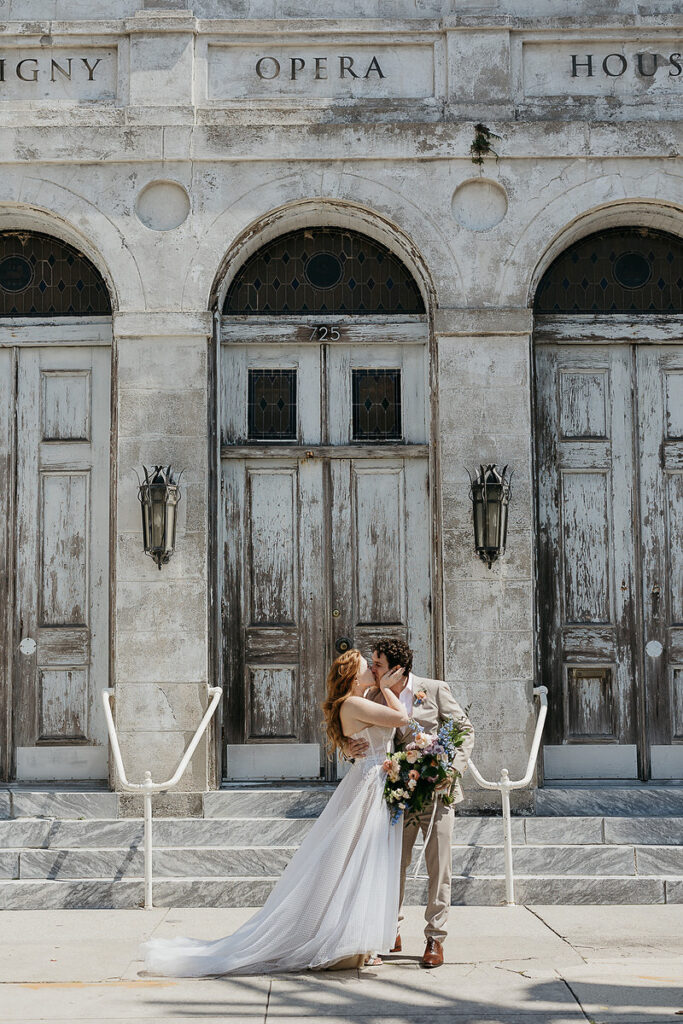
[{"xmin": 342, "ymin": 696, "xmax": 367, "ymax": 710}]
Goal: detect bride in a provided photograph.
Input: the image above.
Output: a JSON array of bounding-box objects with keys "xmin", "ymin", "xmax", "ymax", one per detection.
[{"xmin": 142, "ymin": 648, "xmax": 410, "ymax": 976}]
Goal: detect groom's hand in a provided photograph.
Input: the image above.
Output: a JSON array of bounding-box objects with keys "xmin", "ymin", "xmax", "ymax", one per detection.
[{"xmin": 345, "ymin": 737, "xmax": 370, "ymax": 759}]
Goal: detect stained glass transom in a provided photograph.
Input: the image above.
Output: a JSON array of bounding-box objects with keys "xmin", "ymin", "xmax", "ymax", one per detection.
[
  {"xmin": 0, "ymin": 231, "xmax": 111, "ymax": 317},
  {"xmin": 224, "ymin": 228, "xmax": 425, "ymax": 315},
  {"xmin": 534, "ymin": 227, "xmax": 683, "ymax": 313},
  {"xmin": 248, "ymin": 369, "xmax": 297, "ymax": 441},
  {"xmin": 352, "ymin": 369, "xmax": 402, "ymax": 441}
]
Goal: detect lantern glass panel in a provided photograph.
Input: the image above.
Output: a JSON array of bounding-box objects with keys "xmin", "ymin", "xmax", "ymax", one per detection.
[{"xmin": 486, "ymin": 500, "xmax": 501, "ymax": 547}]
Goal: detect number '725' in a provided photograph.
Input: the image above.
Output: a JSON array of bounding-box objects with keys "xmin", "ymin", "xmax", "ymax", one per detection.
[{"xmin": 309, "ymin": 325, "xmax": 341, "ymax": 341}]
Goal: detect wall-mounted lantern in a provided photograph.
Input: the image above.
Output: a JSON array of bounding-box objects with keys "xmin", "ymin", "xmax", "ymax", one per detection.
[
  {"xmin": 468, "ymin": 464, "xmax": 512, "ymax": 569},
  {"xmin": 136, "ymin": 465, "xmax": 182, "ymax": 570}
]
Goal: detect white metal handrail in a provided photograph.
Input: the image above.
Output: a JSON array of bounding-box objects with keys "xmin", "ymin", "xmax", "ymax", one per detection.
[
  {"xmin": 466, "ymin": 685, "xmax": 548, "ymax": 906},
  {"xmin": 102, "ymin": 685, "xmax": 223, "ymax": 909}
]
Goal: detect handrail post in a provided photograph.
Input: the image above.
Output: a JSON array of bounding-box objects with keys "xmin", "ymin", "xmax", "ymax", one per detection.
[
  {"xmin": 499, "ymin": 769, "xmax": 514, "ymax": 906},
  {"xmin": 466, "ymin": 686, "xmax": 548, "ymax": 907},
  {"xmin": 101, "ymin": 685, "xmax": 223, "ymax": 910},
  {"xmin": 143, "ymin": 773, "xmax": 154, "ymax": 910}
]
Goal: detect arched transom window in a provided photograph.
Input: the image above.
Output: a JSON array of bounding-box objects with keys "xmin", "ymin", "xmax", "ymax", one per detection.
[
  {"xmin": 0, "ymin": 231, "xmax": 111, "ymax": 316},
  {"xmin": 223, "ymin": 227, "xmax": 425, "ymax": 315},
  {"xmin": 534, "ymin": 227, "xmax": 683, "ymax": 314}
]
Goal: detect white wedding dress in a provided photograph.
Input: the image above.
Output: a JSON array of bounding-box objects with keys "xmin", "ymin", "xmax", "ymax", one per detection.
[{"xmin": 142, "ymin": 724, "xmax": 401, "ymax": 976}]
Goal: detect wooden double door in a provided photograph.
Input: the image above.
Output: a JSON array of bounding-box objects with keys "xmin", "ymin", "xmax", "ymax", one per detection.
[
  {"xmin": 536, "ymin": 333, "xmax": 683, "ymax": 780},
  {"xmin": 220, "ymin": 325, "xmax": 432, "ymax": 780},
  {"xmin": 0, "ymin": 336, "xmax": 110, "ymax": 781}
]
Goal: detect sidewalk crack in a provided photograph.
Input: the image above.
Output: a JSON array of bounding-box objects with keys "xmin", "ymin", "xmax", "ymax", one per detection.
[
  {"xmin": 263, "ymin": 977, "xmax": 272, "ymax": 1023},
  {"xmin": 560, "ymin": 973, "xmax": 593, "ymax": 1023},
  {"xmin": 525, "ymin": 906, "xmax": 587, "ymax": 963}
]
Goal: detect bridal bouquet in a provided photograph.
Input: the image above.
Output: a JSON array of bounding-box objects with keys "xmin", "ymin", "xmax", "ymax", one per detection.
[{"xmin": 382, "ymin": 717, "xmax": 472, "ymax": 825}]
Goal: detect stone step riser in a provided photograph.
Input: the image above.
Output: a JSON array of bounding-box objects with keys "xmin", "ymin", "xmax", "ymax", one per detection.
[
  {"xmin": 0, "ymin": 875, "xmax": 680, "ymax": 911},
  {"xmin": 6, "ymin": 843, "xmax": 681, "ymax": 880},
  {"xmin": 0, "ymin": 792, "xmax": 118, "ymax": 821},
  {"xmin": 4, "ymin": 788, "xmax": 683, "ymax": 821},
  {"xmin": 2, "ymin": 816, "xmax": 683, "ymax": 848},
  {"xmin": 535, "ymin": 788, "xmax": 683, "ymax": 817}
]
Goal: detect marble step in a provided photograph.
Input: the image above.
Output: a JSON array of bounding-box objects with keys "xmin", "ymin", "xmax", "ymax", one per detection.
[
  {"xmin": 9, "ymin": 841, "xmax": 680, "ymax": 880},
  {"xmin": 204, "ymin": 788, "xmax": 335, "ymax": 819},
  {"xmin": 0, "ymin": 817, "xmax": 314, "ymax": 849},
  {"xmin": 0, "ymin": 789, "xmax": 118, "ymax": 820},
  {"xmin": 3, "ymin": 815, "xmax": 683, "ymax": 850},
  {"xmin": 535, "ymin": 786, "xmax": 683, "ymax": 817},
  {"xmin": 0, "ymin": 873, "xmax": 680, "ymax": 910}
]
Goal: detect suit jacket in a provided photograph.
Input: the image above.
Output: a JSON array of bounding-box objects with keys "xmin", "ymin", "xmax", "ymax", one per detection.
[{"xmin": 368, "ymin": 674, "xmax": 475, "ymax": 804}]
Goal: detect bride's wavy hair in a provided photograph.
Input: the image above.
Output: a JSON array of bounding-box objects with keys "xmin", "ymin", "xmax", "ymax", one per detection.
[{"xmin": 322, "ymin": 648, "xmax": 362, "ymax": 757}]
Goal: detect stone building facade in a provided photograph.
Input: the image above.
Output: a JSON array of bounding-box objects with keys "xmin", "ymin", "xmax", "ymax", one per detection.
[{"xmin": 0, "ymin": 0, "xmax": 681, "ymax": 813}]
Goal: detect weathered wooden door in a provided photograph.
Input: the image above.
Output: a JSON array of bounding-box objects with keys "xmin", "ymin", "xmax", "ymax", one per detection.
[
  {"xmin": 220, "ymin": 328, "xmax": 432, "ymax": 781},
  {"xmin": 1, "ymin": 344, "xmax": 110, "ymax": 780},
  {"xmin": 636, "ymin": 346, "xmax": 683, "ymax": 780},
  {"xmin": 536, "ymin": 337, "xmax": 683, "ymax": 780}
]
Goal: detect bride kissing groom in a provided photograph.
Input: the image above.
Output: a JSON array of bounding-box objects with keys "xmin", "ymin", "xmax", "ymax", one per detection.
[
  {"xmin": 344, "ymin": 637, "xmax": 474, "ymax": 969},
  {"xmin": 143, "ymin": 641, "xmax": 474, "ymax": 978}
]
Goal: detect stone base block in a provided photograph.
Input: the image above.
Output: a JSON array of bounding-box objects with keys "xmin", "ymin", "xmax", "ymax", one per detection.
[{"xmin": 118, "ymin": 791, "xmax": 204, "ymax": 818}]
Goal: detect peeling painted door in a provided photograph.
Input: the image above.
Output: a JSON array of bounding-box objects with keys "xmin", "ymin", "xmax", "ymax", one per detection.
[
  {"xmin": 220, "ymin": 326, "xmax": 431, "ymax": 781},
  {"xmin": 535, "ymin": 340, "xmax": 683, "ymax": 781},
  {"xmin": 636, "ymin": 346, "xmax": 683, "ymax": 780},
  {"xmin": 1, "ymin": 345, "xmax": 110, "ymax": 781}
]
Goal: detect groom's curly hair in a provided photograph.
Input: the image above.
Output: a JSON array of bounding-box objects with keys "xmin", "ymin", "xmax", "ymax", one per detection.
[{"xmin": 373, "ymin": 637, "xmax": 413, "ymax": 676}]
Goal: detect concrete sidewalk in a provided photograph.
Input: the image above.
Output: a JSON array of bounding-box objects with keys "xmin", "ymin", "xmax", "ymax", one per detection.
[{"xmin": 0, "ymin": 905, "xmax": 681, "ymax": 1023}]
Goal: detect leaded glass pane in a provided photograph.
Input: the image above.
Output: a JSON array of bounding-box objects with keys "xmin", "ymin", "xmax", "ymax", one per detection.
[
  {"xmin": 0, "ymin": 231, "xmax": 111, "ymax": 316},
  {"xmin": 248, "ymin": 369, "xmax": 297, "ymax": 441},
  {"xmin": 534, "ymin": 227, "xmax": 683, "ymax": 313},
  {"xmin": 224, "ymin": 228, "xmax": 424, "ymax": 315},
  {"xmin": 352, "ymin": 369, "xmax": 402, "ymax": 441}
]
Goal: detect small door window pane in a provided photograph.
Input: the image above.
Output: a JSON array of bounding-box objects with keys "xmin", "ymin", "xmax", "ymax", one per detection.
[
  {"xmin": 352, "ymin": 369, "xmax": 402, "ymax": 441},
  {"xmin": 248, "ymin": 369, "xmax": 297, "ymax": 441}
]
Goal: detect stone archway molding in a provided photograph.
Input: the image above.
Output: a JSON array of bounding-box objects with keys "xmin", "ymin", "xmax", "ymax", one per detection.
[
  {"xmin": 182, "ymin": 173, "xmax": 454, "ymax": 314},
  {"xmin": 515, "ymin": 186, "xmax": 683, "ymax": 310},
  {"xmin": 0, "ymin": 185, "xmax": 146, "ymax": 312}
]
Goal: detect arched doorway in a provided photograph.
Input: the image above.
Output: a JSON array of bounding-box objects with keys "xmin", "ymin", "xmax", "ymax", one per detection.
[
  {"xmin": 533, "ymin": 225, "xmax": 683, "ymax": 782},
  {"xmin": 217, "ymin": 225, "xmax": 434, "ymax": 781},
  {"xmin": 0, "ymin": 230, "xmax": 112, "ymax": 782}
]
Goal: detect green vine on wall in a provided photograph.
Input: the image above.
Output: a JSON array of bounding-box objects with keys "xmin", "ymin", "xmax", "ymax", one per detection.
[{"xmin": 470, "ymin": 123, "xmax": 501, "ymax": 167}]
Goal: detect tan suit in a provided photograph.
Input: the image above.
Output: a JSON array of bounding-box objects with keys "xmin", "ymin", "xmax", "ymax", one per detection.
[{"xmin": 369, "ymin": 674, "xmax": 474, "ymax": 943}]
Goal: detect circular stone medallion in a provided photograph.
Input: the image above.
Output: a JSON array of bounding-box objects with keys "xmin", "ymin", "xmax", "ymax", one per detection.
[
  {"xmin": 136, "ymin": 181, "xmax": 191, "ymax": 231},
  {"xmin": 451, "ymin": 179, "xmax": 508, "ymax": 232}
]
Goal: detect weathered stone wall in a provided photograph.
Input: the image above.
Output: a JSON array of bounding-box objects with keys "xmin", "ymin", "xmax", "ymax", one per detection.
[{"xmin": 1, "ymin": 1, "xmax": 681, "ymax": 804}]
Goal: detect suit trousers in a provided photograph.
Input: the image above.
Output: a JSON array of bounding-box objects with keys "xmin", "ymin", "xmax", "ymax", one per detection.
[{"xmin": 397, "ymin": 797, "xmax": 454, "ymax": 943}]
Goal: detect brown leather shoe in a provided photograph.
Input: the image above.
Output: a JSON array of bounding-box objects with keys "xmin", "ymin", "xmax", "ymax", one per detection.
[
  {"xmin": 422, "ymin": 937, "xmax": 444, "ymax": 968},
  {"xmin": 390, "ymin": 934, "xmax": 401, "ymax": 953}
]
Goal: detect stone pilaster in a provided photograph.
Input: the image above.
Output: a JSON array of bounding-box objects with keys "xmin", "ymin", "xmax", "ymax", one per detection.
[{"xmin": 112, "ymin": 311, "xmax": 213, "ymax": 815}]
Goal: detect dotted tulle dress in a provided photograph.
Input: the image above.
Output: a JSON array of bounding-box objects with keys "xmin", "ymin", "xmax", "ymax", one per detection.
[{"xmin": 141, "ymin": 724, "xmax": 400, "ymax": 976}]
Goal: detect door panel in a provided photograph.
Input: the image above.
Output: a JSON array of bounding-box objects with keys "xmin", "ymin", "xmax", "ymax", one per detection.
[
  {"xmin": 326, "ymin": 344, "xmax": 427, "ymax": 445},
  {"xmin": 536, "ymin": 345, "xmax": 640, "ymax": 778},
  {"xmin": 330, "ymin": 457, "xmax": 432, "ymax": 674},
  {"xmin": 222, "ymin": 457, "xmax": 325, "ymax": 779},
  {"xmin": 537, "ymin": 340, "xmax": 683, "ymax": 781},
  {"xmin": 637, "ymin": 346, "xmax": 683, "ymax": 779},
  {"xmin": 0, "ymin": 348, "xmax": 13, "ymax": 779},
  {"xmin": 220, "ymin": 345, "xmax": 321, "ymax": 445},
  {"xmin": 12, "ymin": 346, "xmax": 110, "ymax": 781}
]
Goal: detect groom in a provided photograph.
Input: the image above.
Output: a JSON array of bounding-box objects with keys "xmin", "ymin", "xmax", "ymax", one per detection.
[{"xmin": 346, "ymin": 638, "xmax": 474, "ymax": 968}]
